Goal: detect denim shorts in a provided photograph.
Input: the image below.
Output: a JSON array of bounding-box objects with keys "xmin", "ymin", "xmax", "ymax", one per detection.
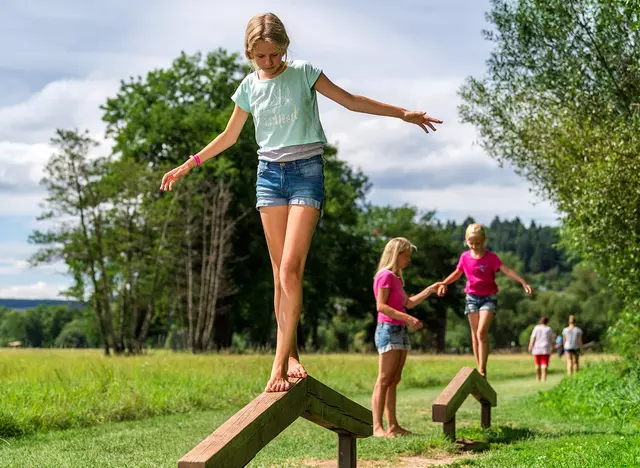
[
  {"xmin": 256, "ymin": 155, "xmax": 324, "ymax": 212},
  {"xmin": 374, "ymin": 322, "xmax": 411, "ymax": 354},
  {"xmin": 465, "ymin": 294, "xmax": 497, "ymax": 314}
]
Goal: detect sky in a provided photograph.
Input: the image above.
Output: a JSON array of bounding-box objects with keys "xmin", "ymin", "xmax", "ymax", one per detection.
[{"xmin": 0, "ymin": 0, "xmax": 558, "ymax": 299}]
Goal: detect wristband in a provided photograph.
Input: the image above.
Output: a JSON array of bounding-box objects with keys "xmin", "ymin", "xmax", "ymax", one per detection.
[{"xmin": 191, "ymin": 154, "xmax": 201, "ymax": 166}]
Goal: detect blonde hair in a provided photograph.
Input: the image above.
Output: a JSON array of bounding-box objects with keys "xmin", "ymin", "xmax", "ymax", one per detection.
[
  {"xmin": 465, "ymin": 223, "xmax": 487, "ymax": 246},
  {"xmin": 569, "ymin": 315, "xmax": 576, "ymax": 325},
  {"xmin": 376, "ymin": 237, "xmax": 416, "ymax": 285},
  {"xmin": 244, "ymin": 13, "xmax": 290, "ymax": 70}
]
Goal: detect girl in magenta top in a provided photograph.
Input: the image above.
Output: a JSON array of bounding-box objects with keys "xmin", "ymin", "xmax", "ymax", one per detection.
[
  {"xmin": 438, "ymin": 224, "xmax": 532, "ymax": 378},
  {"xmin": 372, "ymin": 237, "xmax": 442, "ymax": 438}
]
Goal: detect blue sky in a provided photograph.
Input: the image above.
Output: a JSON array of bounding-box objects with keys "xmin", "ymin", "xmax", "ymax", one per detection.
[{"xmin": 0, "ymin": 0, "xmax": 558, "ymax": 299}]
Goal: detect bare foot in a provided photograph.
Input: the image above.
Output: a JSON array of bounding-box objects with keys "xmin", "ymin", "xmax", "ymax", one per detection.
[
  {"xmin": 265, "ymin": 371, "xmax": 291, "ymax": 393},
  {"xmin": 373, "ymin": 428, "xmax": 395, "ymax": 438},
  {"xmin": 287, "ymin": 357, "xmax": 308, "ymax": 379},
  {"xmin": 387, "ymin": 425, "xmax": 412, "ymax": 436}
]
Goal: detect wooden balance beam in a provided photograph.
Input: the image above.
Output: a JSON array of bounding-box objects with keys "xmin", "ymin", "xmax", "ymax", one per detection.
[
  {"xmin": 431, "ymin": 367, "xmax": 497, "ymax": 439},
  {"xmin": 178, "ymin": 376, "xmax": 372, "ymax": 468}
]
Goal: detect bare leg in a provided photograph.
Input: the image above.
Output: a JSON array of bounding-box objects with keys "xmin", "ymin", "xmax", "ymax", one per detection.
[
  {"xmin": 386, "ymin": 350, "xmax": 411, "ymax": 435},
  {"xmin": 467, "ymin": 312, "xmax": 480, "ymax": 369},
  {"xmin": 566, "ymin": 353, "xmax": 573, "ymax": 376},
  {"xmin": 261, "ymin": 206, "xmax": 319, "ymax": 392},
  {"xmin": 573, "ymin": 353, "xmax": 580, "ymax": 373},
  {"xmin": 535, "ymin": 365, "xmax": 541, "ymax": 381},
  {"xmin": 372, "ymin": 350, "xmax": 402, "ymax": 438},
  {"xmin": 260, "ymin": 207, "xmax": 307, "ymax": 379},
  {"xmin": 541, "ymin": 365, "xmax": 548, "ymax": 381},
  {"xmin": 474, "ymin": 310, "xmax": 494, "ymax": 377}
]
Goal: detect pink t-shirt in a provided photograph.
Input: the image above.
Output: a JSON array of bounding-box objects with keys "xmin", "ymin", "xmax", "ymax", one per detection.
[
  {"xmin": 456, "ymin": 250, "xmax": 503, "ymax": 296},
  {"xmin": 373, "ymin": 269, "xmax": 407, "ymax": 325}
]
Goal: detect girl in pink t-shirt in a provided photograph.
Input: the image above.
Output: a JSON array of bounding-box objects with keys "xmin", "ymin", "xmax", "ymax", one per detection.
[
  {"xmin": 372, "ymin": 237, "xmax": 442, "ymax": 438},
  {"xmin": 438, "ymin": 224, "xmax": 532, "ymax": 378}
]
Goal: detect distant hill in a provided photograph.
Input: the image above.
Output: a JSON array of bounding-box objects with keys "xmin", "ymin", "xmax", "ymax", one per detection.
[{"xmin": 0, "ymin": 299, "xmax": 83, "ymax": 311}]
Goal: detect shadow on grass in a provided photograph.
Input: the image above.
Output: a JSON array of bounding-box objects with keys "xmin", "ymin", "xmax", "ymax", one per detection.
[
  {"xmin": 457, "ymin": 425, "xmax": 536, "ymax": 446},
  {"xmin": 458, "ymin": 424, "xmax": 623, "ymax": 447}
]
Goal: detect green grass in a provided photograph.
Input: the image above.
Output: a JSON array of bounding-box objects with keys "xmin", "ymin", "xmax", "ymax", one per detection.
[
  {"xmin": 0, "ymin": 351, "xmax": 636, "ymax": 467},
  {"xmin": 0, "ymin": 349, "xmax": 550, "ymax": 437},
  {"xmin": 539, "ymin": 360, "xmax": 640, "ymax": 427}
]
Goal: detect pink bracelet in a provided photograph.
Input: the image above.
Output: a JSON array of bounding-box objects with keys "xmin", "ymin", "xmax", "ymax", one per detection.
[{"xmin": 191, "ymin": 154, "xmax": 201, "ymax": 166}]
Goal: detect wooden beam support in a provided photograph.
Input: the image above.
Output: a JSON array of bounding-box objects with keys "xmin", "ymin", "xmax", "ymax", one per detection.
[
  {"xmin": 431, "ymin": 367, "xmax": 498, "ymax": 440},
  {"xmin": 338, "ymin": 433, "xmax": 356, "ymax": 468},
  {"xmin": 481, "ymin": 403, "xmax": 491, "ymax": 429}
]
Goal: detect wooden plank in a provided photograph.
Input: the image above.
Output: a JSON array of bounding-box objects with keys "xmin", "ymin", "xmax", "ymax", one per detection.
[
  {"xmin": 178, "ymin": 378, "xmax": 307, "ymax": 468},
  {"xmin": 338, "ymin": 433, "xmax": 357, "ymax": 468},
  {"xmin": 302, "ymin": 376, "xmax": 373, "ymax": 438},
  {"xmin": 443, "ymin": 416, "xmax": 455, "ymax": 440},
  {"xmin": 431, "ymin": 367, "xmax": 476, "ymax": 422},
  {"xmin": 470, "ymin": 373, "xmax": 497, "ymax": 407},
  {"xmin": 432, "ymin": 367, "xmax": 498, "ymax": 422},
  {"xmin": 481, "ymin": 404, "xmax": 491, "ymax": 429}
]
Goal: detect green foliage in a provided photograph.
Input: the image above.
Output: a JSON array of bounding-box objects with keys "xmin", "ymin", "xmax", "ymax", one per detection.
[
  {"xmin": 459, "ymin": 0, "xmax": 640, "ymax": 360},
  {"xmin": 608, "ymin": 302, "xmax": 640, "ymax": 364},
  {"xmin": 540, "ymin": 361, "xmax": 640, "ymax": 426}
]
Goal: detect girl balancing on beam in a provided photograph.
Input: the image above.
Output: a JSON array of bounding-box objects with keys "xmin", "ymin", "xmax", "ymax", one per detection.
[
  {"xmin": 437, "ymin": 224, "xmax": 532, "ymax": 378},
  {"xmin": 160, "ymin": 12, "xmax": 443, "ymax": 392}
]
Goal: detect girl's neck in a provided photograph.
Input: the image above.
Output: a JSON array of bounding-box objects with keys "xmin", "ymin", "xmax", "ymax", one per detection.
[
  {"xmin": 470, "ymin": 248, "xmax": 486, "ymax": 258},
  {"xmin": 258, "ymin": 61, "xmax": 287, "ymax": 80}
]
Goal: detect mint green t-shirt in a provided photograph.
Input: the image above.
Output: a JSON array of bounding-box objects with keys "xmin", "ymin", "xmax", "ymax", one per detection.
[{"xmin": 231, "ymin": 60, "xmax": 327, "ymax": 153}]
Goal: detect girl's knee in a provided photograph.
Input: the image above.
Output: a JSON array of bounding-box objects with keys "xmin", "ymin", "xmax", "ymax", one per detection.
[
  {"xmin": 476, "ymin": 329, "xmax": 489, "ymax": 341},
  {"xmin": 376, "ymin": 374, "xmax": 395, "ymax": 389},
  {"xmin": 279, "ymin": 260, "xmax": 303, "ymax": 289}
]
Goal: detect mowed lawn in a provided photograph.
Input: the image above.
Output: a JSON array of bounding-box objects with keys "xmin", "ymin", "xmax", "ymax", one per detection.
[
  {"xmin": 0, "ymin": 349, "xmax": 556, "ymax": 437},
  {"xmin": 1, "ymin": 350, "xmax": 634, "ymax": 467}
]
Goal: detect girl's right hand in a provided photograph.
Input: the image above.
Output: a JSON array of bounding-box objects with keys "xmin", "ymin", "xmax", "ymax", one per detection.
[
  {"xmin": 437, "ymin": 284, "xmax": 448, "ymax": 296},
  {"xmin": 160, "ymin": 159, "xmax": 194, "ymax": 191},
  {"xmin": 407, "ymin": 316, "xmax": 423, "ymax": 331}
]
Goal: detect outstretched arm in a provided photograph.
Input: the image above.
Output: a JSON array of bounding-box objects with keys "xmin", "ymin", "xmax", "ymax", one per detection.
[
  {"xmin": 313, "ymin": 73, "xmax": 443, "ymax": 134},
  {"xmin": 442, "ymin": 269, "xmax": 463, "ymax": 286},
  {"xmin": 499, "ymin": 265, "xmax": 533, "ymax": 295},
  {"xmin": 406, "ymin": 282, "xmax": 444, "ymax": 309},
  {"xmin": 160, "ymin": 105, "xmax": 249, "ymax": 191},
  {"xmin": 436, "ymin": 269, "xmax": 463, "ymax": 296}
]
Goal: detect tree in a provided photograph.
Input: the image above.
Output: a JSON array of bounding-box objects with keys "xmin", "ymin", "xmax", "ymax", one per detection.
[
  {"xmin": 102, "ymin": 50, "xmax": 266, "ymax": 350},
  {"xmin": 29, "ymin": 130, "xmax": 117, "ymax": 355},
  {"xmin": 459, "ymin": 0, "xmax": 640, "ymax": 351}
]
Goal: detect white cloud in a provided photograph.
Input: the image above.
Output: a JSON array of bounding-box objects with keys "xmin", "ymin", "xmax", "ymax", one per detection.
[
  {"xmin": 0, "ymin": 77, "xmax": 119, "ymax": 144},
  {"xmin": 0, "ymin": 282, "xmax": 67, "ymax": 300},
  {"xmin": 0, "ymin": 241, "xmax": 66, "ymax": 275},
  {"xmin": 370, "ymin": 184, "xmax": 559, "ymax": 226}
]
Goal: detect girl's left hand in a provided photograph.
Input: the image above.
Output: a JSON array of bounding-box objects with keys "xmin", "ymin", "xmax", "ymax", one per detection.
[
  {"xmin": 523, "ymin": 283, "xmax": 533, "ymax": 295},
  {"xmin": 402, "ymin": 111, "xmax": 443, "ymax": 134}
]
